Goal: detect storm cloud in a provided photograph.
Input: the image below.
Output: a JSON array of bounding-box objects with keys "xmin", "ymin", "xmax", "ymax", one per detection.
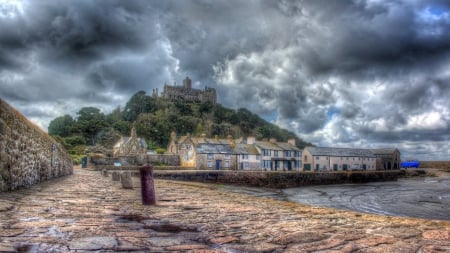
[{"xmin": 1, "ymin": 0, "xmax": 449, "ymax": 160}]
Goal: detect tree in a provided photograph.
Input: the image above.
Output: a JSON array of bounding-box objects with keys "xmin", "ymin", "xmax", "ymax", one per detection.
[
  {"xmin": 74, "ymin": 107, "xmax": 107, "ymax": 145},
  {"xmin": 48, "ymin": 115, "xmax": 75, "ymax": 137},
  {"xmin": 123, "ymin": 91, "xmax": 154, "ymax": 121}
]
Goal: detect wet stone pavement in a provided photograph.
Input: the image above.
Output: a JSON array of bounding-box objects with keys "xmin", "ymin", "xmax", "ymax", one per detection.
[{"xmin": 0, "ymin": 168, "xmax": 449, "ymax": 253}]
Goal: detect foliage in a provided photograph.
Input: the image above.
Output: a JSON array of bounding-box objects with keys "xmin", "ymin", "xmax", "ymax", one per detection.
[
  {"xmin": 48, "ymin": 115, "xmax": 75, "ymax": 137},
  {"xmin": 49, "ymin": 90, "xmax": 312, "ymax": 152},
  {"xmin": 155, "ymin": 148, "xmax": 166, "ymax": 154}
]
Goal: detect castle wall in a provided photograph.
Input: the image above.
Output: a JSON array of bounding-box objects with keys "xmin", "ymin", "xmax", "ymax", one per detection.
[{"xmin": 0, "ymin": 99, "xmax": 73, "ymax": 192}]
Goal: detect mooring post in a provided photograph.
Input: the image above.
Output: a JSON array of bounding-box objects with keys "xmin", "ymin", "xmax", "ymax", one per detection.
[
  {"xmin": 120, "ymin": 172, "xmax": 133, "ymax": 189},
  {"xmin": 139, "ymin": 164, "xmax": 156, "ymax": 205}
]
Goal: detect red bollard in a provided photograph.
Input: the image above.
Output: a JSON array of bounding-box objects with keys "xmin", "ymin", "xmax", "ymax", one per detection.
[{"xmin": 139, "ymin": 164, "xmax": 156, "ymax": 205}]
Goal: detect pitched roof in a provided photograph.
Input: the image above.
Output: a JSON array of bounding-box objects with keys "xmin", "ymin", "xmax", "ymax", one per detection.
[
  {"xmin": 370, "ymin": 148, "xmax": 399, "ymax": 155},
  {"xmin": 195, "ymin": 143, "xmax": 235, "ymax": 154},
  {"xmin": 234, "ymin": 144, "xmax": 260, "ymax": 155},
  {"xmin": 305, "ymin": 147, "xmax": 375, "ymax": 157},
  {"xmin": 254, "ymin": 141, "xmax": 283, "ymax": 150},
  {"xmin": 276, "ymin": 142, "xmax": 301, "ymax": 151}
]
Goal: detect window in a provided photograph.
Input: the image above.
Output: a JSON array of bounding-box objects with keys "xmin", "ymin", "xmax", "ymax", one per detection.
[
  {"xmin": 295, "ymin": 151, "xmax": 301, "ymax": 157},
  {"xmin": 285, "ymin": 151, "xmax": 291, "ymax": 157},
  {"xmin": 256, "ymin": 155, "xmax": 260, "ymax": 160},
  {"xmin": 242, "ymin": 154, "xmax": 249, "ymax": 160},
  {"xmin": 207, "ymin": 161, "xmax": 213, "ymax": 168},
  {"xmin": 316, "ymin": 156, "xmax": 319, "ymax": 160},
  {"xmin": 225, "ymin": 154, "xmax": 230, "ymax": 160},
  {"xmin": 224, "ymin": 161, "xmax": 229, "ymax": 168},
  {"xmin": 207, "ymin": 154, "xmax": 213, "ymax": 160},
  {"xmin": 244, "ymin": 162, "xmax": 249, "ymax": 169},
  {"xmin": 274, "ymin": 150, "xmax": 279, "ymax": 157},
  {"xmin": 263, "ymin": 149, "xmax": 271, "ymax": 156},
  {"xmin": 263, "ymin": 160, "xmax": 271, "ymax": 168},
  {"xmin": 304, "ymin": 155, "xmax": 308, "ymax": 161},
  {"xmin": 326, "ymin": 156, "xmax": 329, "ymax": 160}
]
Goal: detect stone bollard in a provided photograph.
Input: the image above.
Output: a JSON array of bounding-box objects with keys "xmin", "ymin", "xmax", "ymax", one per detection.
[
  {"xmin": 139, "ymin": 164, "xmax": 156, "ymax": 205},
  {"xmin": 102, "ymin": 169, "xmax": 108, "ymax": 177},
  {"xmin": 112, "ymin": 171, "xmax": 120, "ymax": 181},
  {"xmin": 120, "ymin": 172, "xmax": 133, "ymax": 189}
]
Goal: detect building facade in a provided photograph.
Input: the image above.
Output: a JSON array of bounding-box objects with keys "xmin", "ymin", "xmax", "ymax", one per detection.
[
  {"xmin": 302, "ymin": 147, "xmax": 377, "ymax": 171},
  {"xmin": 113, "ymin": 127, "xmax": 147, "ymax": 157},
  {"xmin": 371, "ymin": 148, "xmax": 401, "ymax": 170},
  {"xmin": 162, "ymin": 76, "xmax": 217, "ymax": 104}
]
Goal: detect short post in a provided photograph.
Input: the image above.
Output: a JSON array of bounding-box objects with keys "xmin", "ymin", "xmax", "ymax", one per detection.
[
  {"xmin": 139, "ymin": 164, "xmax": 156, "ymax": 205},
  {"xmin": 112, "ymin": 171, "xmax": 120, "ymax": 181},
  {"xmin": 120, "ymin": 172, "xmax": 133, "ymax": 189},
  {"xmin": 102, "ymin": 169, "xmax": 108, "ymax": 177}
]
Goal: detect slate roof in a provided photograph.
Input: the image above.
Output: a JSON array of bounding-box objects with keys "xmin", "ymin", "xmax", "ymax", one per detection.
[
  {"xmin": 195, "ymin": 143, "xmax": 235, "ymax": 154},
  {"xmin": 234, "ymin": 144, "xmax": 260, "ymax": 155},
  {"xmin": 254, "ymin": 141, "xmax": 283, "ymax": 151},
  {"xmin": 370, "ymin": 148, "xmax": 399, "ymax": 155},
  {"xmin": 305, "ymin": 147, "xmax": 376, "ymax": 157},
  {"xmin": 276, "ymin": 142, "xmax": 301, "ymax": 151}
]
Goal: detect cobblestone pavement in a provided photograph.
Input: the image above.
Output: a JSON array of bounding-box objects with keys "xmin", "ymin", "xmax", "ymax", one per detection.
[{"xmin": 0, "ymin": 168, "xmax": 449, "ymax": 253}]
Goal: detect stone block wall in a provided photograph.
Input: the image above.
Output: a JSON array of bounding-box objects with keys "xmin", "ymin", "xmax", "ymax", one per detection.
[
  {"xmin": 153, "ymin": 170, "xmax": 399, "ymax": 188},
  {"xmin": 89, "ymin": 154, "xmax": 180, "ymax": 167},
  {"xmin": 0, "ymin": 99, "xmax": 73, "ymax": 191}
]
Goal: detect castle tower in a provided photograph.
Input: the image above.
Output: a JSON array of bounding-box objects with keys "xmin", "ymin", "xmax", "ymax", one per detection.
[{"xmin": 183, "ymin": 76, "xmax": 192, "ymax": 89}]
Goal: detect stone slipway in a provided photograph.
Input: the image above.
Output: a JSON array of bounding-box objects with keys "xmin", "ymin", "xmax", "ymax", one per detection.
[{"xmin": 0, "ymin": 168, "xmax": 449, "ymax": 252}]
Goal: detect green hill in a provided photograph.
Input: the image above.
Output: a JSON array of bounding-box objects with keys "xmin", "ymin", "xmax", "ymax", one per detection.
[{"xmin": 49, "ymin": 90, "xmax": 312, "ymax": 155}]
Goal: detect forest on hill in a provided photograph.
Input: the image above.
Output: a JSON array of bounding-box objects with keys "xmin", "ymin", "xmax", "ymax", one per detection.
[{"xmin": 49, "ymin": 90, "xmax": 312, "ymax": 156}]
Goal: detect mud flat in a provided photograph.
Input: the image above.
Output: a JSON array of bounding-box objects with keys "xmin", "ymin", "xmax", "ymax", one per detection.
[{"xmin": 0, "ymin": 168, "xmax": 449, "ymax": 252}]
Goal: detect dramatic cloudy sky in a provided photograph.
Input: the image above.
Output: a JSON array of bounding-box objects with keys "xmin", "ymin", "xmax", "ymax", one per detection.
[{"xmin": 1, "ymin": 0, "xmax": 450, "ymax": 160}]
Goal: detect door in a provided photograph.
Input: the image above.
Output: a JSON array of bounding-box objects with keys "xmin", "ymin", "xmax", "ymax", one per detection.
[
  {"xmin": 304, "ymin": 164, "xmax": 311, "ymax": 171},
  {"xmin": 215, "ymin": 160, "xmax": 222, "ymax": 170},
  {"xmin": 333, "ymin": 164, "xmax": 338, "ymax": 171}
]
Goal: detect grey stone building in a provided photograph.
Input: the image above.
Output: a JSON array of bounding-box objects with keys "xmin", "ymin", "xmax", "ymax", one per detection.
[{"xmin": 162, "ymin": 76, "xmax": 217, "ymax": 104}]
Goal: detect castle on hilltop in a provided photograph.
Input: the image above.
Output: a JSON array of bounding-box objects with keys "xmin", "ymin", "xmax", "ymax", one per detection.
[{"xmin": 154, "ymin": 76, "xmax": 217, "ymax": 104}]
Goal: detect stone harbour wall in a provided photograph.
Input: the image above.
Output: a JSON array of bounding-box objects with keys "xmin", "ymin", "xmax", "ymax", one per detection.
[
  {"xmin": 0, "ymin": 99, "xmax": 73, "ymax": 191},
  {"xmin": 89, "ymin": 154, "xmax": 180, "ymax": 167},
  {"xmin": 153, "ymin": 170, "xmax": 399, "ymax": 188}
]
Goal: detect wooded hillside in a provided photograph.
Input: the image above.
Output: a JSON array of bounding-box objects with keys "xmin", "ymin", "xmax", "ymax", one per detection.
[{"xmin": 49, "ymin": 91, "xmax": 312, "ymax": 155}]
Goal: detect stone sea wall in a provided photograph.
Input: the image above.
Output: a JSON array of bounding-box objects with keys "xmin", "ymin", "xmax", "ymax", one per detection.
[
  {"xmin": 0, "ymin": 99, "xmax": 73, "ymax": 191},
  {"xmin": 89, "ymin": 154, "xmax": 180, "ymax": 166},
  {"xmin": 153, "ymin": 170, "xmax": 399, "ymax": 188}
]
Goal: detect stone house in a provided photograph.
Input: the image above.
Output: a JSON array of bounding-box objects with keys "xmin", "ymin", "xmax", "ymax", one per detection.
[
  {"xmin": 170, "ymin": 134, "xmax": 301, "ymax": 171},
  {"xmin": 302, "ymin": 147, "xmax": 377, "ymax": 171},
  {"xmin": 253, "ymin": 138, "xmax": 302, "ymax": 171},
  {"xmin": 371, "ymin": 148, "xmax": 401, "ymax": 170},
  {"xmin": 234, "ymin": 139, "xmax": 261, "ymax": 170},
  {"xmin": 113, "ymin": 127, "xmax": 147, "ymax": 157},
  {"xmin": 175, "ymin": 135, "xmax": 237, "ymax": 170}
]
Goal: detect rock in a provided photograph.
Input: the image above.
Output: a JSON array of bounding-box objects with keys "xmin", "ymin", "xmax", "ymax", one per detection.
[
  {"xmin": 69, "ymin": 236, "xmax": 117, "ymax": 250},
  {"xmin": 120, "ymin": 172, "xmax": 133, "ymax": 189},
  {"xmin": 272, "ymin": 231, "xmax": 329, "ymax": 245},
  {"xmin": 112, "ymin": 172, "xmax": 120, "ymax": 181},
  {"xmin": 422, "ymin": 230, "xmax": 450, "ymax": 241}
]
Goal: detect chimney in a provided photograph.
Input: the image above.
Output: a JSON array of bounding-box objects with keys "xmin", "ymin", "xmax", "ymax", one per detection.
[
  {"xmin": 288, "ymin": 138, "xmax": 296, "ymax": 146},
  {"xmin": 269, "ymin": 138, "xmax": 277, "ymax": 143},
  {"xmin": 247, "ymin": 136, "xmax": 255, "ymax": 145}
]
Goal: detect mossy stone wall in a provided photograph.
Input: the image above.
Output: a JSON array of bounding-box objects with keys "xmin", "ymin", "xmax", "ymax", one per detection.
[{"xmin": 0, "ymin": 99, "xmax": 73, "ymax": 191}]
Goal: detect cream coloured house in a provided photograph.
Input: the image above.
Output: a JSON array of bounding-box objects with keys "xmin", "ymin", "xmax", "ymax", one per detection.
[{"xmin": 302, "ymin": 147, "xmax": 377, "ymax": 171}]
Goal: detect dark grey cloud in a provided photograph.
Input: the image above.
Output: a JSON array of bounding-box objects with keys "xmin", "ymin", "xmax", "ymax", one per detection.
[{"xmin": 1, "ymin": 0, "xmax": 449, "ymax": 160}]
